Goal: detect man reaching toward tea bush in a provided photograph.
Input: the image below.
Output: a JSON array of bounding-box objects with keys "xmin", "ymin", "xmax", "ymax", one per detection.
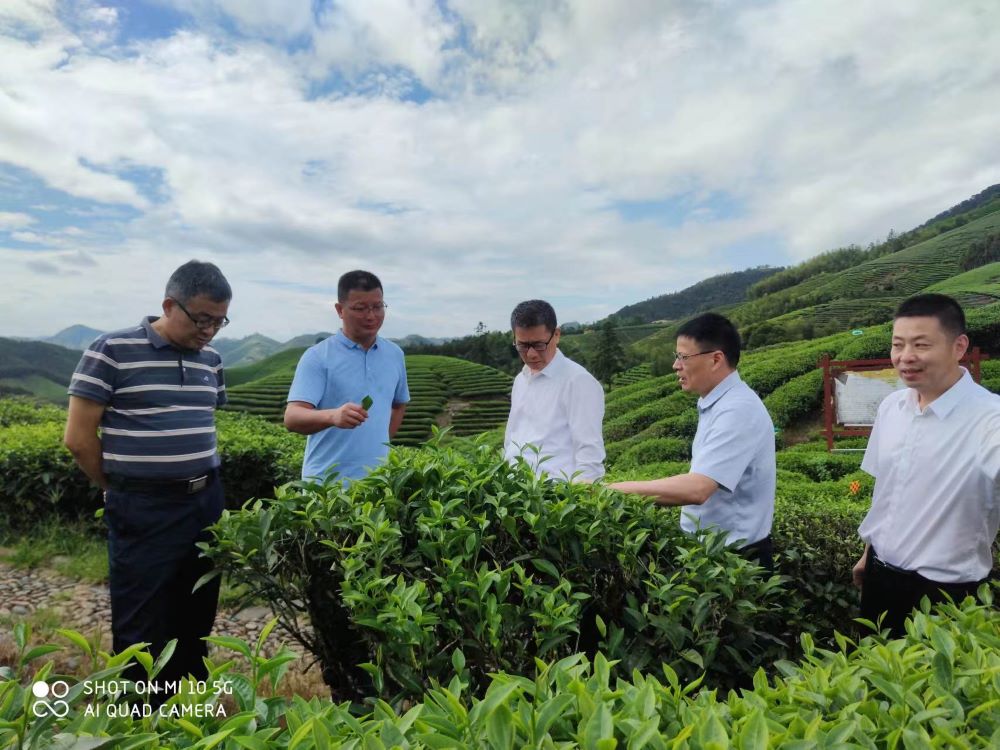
[
  {"xmin": 63, "ymin": 260, "xmax": 231, "ymax": 697},
  {"xmin": 284, "ymin": 270, "xmax": 409, "ymax": 482},
  {"xmin": 853, "ymin": 293, "xmax": 1000, "ymax": 637},
  {"xmin": 610, "ymin": 313, "xmax": 776, "ymax": 569},
  {"xmin": 504, "ymin": 299, "xmax": 606, "ymax": 482}
]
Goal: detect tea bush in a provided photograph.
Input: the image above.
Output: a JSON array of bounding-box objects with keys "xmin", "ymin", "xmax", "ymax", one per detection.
[
  {"xmin": 5, "ymin": 593, "xmax": 1000, "ymax": 748},
  {"xmin": 764, "ymin": 368, "xmax": 823, "ymax": 428},
  {"xmin": 0, "ymin": 421, "xmax": 101, "ymax": 528},
  {"xmin": 0, "ymin": 406, "xmax": 304, "ymax": 526},
  {"xmin": 206, "ymin": 441, "xmax": 789, "ymax": 703},
  {"xmin": 0, "ymin": 396, "xmax": 65, "ymax": 428}
]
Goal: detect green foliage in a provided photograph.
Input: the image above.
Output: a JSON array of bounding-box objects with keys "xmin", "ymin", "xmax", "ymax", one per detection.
[
  {"xmin": 0, "ymin": 397, "xmax": 65, "ymax": 427},
  {"xmin": 589, "ymin": 319, "xmax": 627, "ymax": 387},
  {"xmin": 7, "ymin": 595, "xmax": 1000, "ymax": 748},
  {"xmin": 207, "ymin": 442, "xmax": 788, "ymax": 703},
  {"xmin": 615, "ymin": 266, "xmax": 782, "ymax": 322},
  {"xmin": 0, "ymin": 421, "xmax": 102, "ymax": 530},
  {"xmin": 1, "ymin": 519, "xmax": 108, "ymax": 583},
  {"xmin": 214, "ymin": 412, "xmax": 304, "ymax": 506},
  {"xmin": 764, "ymin": 369, "xmax": 823, "ymax": 428},
  {"xmin": 616, "ymin": 437, "xmax": 690, "ymax": 466},
  {"xmin": 0, "ymin": 402, "xmax": 304, "ymax": 526}
]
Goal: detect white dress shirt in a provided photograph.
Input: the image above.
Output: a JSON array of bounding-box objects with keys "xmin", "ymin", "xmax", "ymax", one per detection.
[
  {"xmin": 504, "ymin": 350, "xmax": 606, "ymax": 481},
  {"xmin": 859, "ymin": 368, "xmax": 1000, "ymax": 582},
  {"xmin": 684, "ymin": 371, "xmax": 776, "ymax": 547}
]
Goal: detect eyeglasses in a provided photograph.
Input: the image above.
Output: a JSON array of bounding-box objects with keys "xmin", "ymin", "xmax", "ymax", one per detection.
[
  {"xmin": 346, "ymin": 303, "xmax": 388, "ymax": 315},
  {"xmin": 171, "ymin": 298, "xmax": 230, "ymax": 331},
  {"xmin": 513, "ymin": 330, "xmax": 556, "ymax": 353},
  {"xmin": 672, "ymin": 350, "xmax": 717, "ymax": 363}
]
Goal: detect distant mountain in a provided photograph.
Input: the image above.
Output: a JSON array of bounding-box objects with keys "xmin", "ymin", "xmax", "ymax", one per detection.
[
  {"xmin": 614, "ymin": 266, "xmax": 783, "ymax": 323},
  {"xmin": 212, "ymin": 333, "xmax": 281, "ymax": 367},
  {"xmin": 277, "ymin": 332, "xmax": 335, "ymax": 350},
  {"xmin": 44, "ymin": 325, "xmax": 104, "ymax": 350},
  {"xmin": 391, "ymin": 334, "xmax": 450, "ymax": 348},
  {"xmin": 0, "ymin": 337, "xmax": 81, "ymax": 403},
  {"xmin": 212, "ymin": 332, "xmax": 332, "ymax": 367}
]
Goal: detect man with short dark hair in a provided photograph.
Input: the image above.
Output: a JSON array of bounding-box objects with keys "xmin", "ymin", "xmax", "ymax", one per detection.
[
  {"xmin": 64, "ymin": 259, "xmax": 231, "ymax": 693},
  {"xmin": 609, "ymin": 312, "xmax": 776, "ymax": 568},
  {"xmin": 285, "ymin": 270, "xmax": 409, "ymax": 482},
  {"xmin": 853, "ymin": 293, "xmax": 1000, "ymax": 636},
  {"xmin": 504, "ymin": 299, "xmax": 605, "ymax": 482}
]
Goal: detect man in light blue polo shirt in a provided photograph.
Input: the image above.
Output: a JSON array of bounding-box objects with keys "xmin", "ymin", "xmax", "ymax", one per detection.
[
  {"xmin": 610, "ymin": 313, "xmax": 776, "ymax": 568},
  {"xmin": 284, "ymin": 270, "xmax": 409, "ymax": 482}
]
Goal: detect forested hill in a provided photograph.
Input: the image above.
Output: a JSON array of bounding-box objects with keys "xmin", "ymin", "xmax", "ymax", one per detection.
[{"xmin": 613, "ymin": 266, "xmax": 782, "ymax": 323}]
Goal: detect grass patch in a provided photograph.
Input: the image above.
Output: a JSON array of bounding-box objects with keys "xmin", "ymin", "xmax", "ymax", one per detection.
[{"xmin": 0, "ymin": 519, "xmax": 108, "ymax": 583}]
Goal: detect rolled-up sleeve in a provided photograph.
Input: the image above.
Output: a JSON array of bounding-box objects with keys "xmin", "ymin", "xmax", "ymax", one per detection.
[
  {"xmin": 689, "ymin": 405, "xmax": 759, "ymax": 493},
  {"xmin": 567, "ymin": 373, "xmax": 606, "ymax": 481}
]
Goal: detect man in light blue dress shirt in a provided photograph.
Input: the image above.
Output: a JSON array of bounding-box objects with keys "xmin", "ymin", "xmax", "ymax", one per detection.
[
  {"xmin": 284, "ymin": 270, "xmax": 409, "ymax": 482},
  {"xmin": 610, "ymin": 313, "xmax": 776, "ymax": 568}
]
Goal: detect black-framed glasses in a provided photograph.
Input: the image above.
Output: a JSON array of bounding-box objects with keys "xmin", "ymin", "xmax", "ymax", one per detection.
[
  {"xmin": 346, "ymin": 303, "xmax": 388, "ymax": 315},
  {"xmin": 672, "ymin": 350, "xmax": 717, "ymax": 363},
  {"xmin": 171, "ymin": 298, "xmax": 230, "ymax": 331},
  {"xmin": 513, "ymin": 330, "xmax": 556, "ymax": 353}
]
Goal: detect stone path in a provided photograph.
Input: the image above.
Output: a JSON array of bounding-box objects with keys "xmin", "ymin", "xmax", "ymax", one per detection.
[{"xmin": 0, "ymin": 558, "xmax": 305, "ymax": 657}]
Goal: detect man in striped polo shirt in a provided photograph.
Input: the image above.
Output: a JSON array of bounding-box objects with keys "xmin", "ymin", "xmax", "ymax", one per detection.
[{"xmin": 64, "ymin": 260, "xmax": 231, "ymax": 695}]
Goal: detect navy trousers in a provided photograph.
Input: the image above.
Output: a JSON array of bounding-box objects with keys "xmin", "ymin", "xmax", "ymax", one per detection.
[{"xmin": 104, "ymin": 477, "xmax": 224, "ymax": 695}]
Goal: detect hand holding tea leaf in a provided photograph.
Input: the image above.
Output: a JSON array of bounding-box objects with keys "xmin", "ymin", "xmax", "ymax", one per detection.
[{"xmin": 331, "ymin": 402, "xmax": 368, "ymax": 428}]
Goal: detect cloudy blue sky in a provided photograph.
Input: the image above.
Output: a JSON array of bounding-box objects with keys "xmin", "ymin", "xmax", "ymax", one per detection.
[{"xmin": 2, "ymin": 0, "xmax": 999, "ymax": 341}]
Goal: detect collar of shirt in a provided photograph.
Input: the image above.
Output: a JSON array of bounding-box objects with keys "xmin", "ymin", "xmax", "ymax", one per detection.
[
  {"xmin": 898, "ymin": 367, "xmax": 972, "ymax": 419},
  {"xmin": 522, "ymin": 348, "xmax": 567, "ymax": 379},
  {"xmin": 141, "ymin": 316, "xmax": 172, "ymax": 350},
  {"xmin": 336, "ymin": 330, "xmax": 379, "ymax": 351},
  {"xmin": 697, "ymin": 370, "xmax": 742, "ymax": 412}
]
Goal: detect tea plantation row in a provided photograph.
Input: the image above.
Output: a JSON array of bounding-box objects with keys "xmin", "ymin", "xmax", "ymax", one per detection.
[{"xmin": 221, "ymin": 354, "xmax": 513, "ymax": 446}]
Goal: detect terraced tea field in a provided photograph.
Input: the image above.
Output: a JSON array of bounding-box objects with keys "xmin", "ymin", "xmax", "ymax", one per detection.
[
  {"xmin": 222, "ymin": 353, "xmax": 513, "ymax": 446},
  {"xmin": 400, "ymin": 355, "xmax": 513, "ymax": 445}
]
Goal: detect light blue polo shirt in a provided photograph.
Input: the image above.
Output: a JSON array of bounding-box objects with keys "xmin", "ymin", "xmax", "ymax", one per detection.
[
  {"xmin": 683, "ymin": 371, "xmax": 775, "ymax": 547},
  {"xmin": 287, "ymin": 331, "xmax": 409, "ymax": 482}
]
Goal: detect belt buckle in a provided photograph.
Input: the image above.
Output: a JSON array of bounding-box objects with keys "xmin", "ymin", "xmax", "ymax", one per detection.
[{"xmin": 186, "ymin": 475, "xmax": 209, "ymax": 493}]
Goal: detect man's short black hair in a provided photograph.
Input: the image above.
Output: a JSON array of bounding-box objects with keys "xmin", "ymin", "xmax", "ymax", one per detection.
[
  {"xmin": 510, "ymin": 300, "xmax": 557, "ymax": 332},
  {"xmin": 164, "ymin": 260, "xmax": 231, "ymax": 303},
  {"xmin": 895, "ymin": 293, "xmax": 966, "ymax": 338},
  {"xmin": 338, "ymin": 270, "xmax": 383, "ymax": 302},
  {"xmin": 676, "ymin": 312, "xmax": 741, "ymax": 367}
]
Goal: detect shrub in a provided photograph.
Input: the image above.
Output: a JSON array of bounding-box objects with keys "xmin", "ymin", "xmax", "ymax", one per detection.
[
  {"xmin": 214, "ymin": 412, "xmax": 304, "ymax": 506},
  {"xmin": 764, "ymin": 368, "xmax": 823, "ymax": 428},
  {"xmin": 0, "ymin": 397, "xmax": 65, "ymax": 427},
  {"xmin": 776, "ymin": 450, "xmax": 862, "ymax": 481},
  {"xmin": 7, "ymin": 595, "xmax": 1000, "ymax": 748},
  {"xmin": 0, "ymin": 408, "xmax": 305, "ymax": 526},
  {"xmin": 616, "ymin": 437, "xmax": 691, "ymax": 466},
  {"xmin": 0, "ymin": 421, "xmax": 101, "ymax": 529},
  {"xmin": 206, "ymin": 442, "xmax": 788, "ymax": 703}
]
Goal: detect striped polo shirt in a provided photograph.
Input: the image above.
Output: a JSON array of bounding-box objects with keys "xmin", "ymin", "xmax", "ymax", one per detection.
[{"xmin": 67, "ymin": 317, "xmax": 227, "ymax": 479}]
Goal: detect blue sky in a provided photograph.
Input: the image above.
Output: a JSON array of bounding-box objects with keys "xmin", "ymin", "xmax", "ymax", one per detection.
[{"xmin": 2, "ymin": 0, "xmax": 999, "ymax": 341}]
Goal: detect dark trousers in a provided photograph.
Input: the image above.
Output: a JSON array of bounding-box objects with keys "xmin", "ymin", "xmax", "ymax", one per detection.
[
  {"xmin": 104, "ymin": 477, "xmax": 224, "ymax": 699},
  {"xmin": 739, "ymin": 535, "xmax": 774, "ymax": 573},
  {"xmin": 860, "ymin": 548, "xmax": 983, "ymax": 638}
]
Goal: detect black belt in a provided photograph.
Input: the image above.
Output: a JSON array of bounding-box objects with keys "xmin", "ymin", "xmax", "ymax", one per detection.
[
  {"xmin": 107, "ymin": 468, "xmax": 219, "ymax": 495},
  {"xmin": 869, "ymin": 547, "xmax": 920, "ymax": 578}
]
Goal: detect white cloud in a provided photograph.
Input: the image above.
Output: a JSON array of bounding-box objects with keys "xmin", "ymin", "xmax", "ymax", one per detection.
[
  {"xmin": 0, "ymin": 0, "xmax": 998, "ymax": 340},
  {"xmin": 0, "ymin": 211, "xmax": 35, "ymax": 230}
]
